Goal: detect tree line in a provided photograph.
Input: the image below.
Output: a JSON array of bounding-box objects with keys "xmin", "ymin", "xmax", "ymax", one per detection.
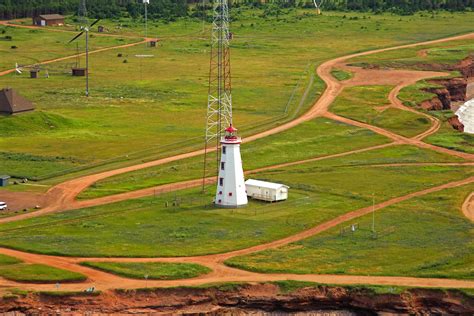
[
  {"xmin": 0, "ymin": 0, "xmax": 187, "ymax": 20},
  {"xmin": 230, "ymin": 0, "xmax": 473, "ymax": 13},
  {"xmin": 0, "ymin": 0, "xmax": 472, "ymax": 20}
]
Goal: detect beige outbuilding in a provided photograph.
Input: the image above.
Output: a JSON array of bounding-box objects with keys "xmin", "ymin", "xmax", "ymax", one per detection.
[{"xmin": 245, "ymin": 179, "xmax": 289, "ymax": 202}]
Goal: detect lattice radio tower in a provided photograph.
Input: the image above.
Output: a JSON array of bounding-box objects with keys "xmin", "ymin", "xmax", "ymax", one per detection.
[
  {"xmin": 78, "ymin": 0, "xmax": 88, "ymax": 25},
  {"xmin": 202, "ymin": 0, "xmax": 233, "ymax": 191}
]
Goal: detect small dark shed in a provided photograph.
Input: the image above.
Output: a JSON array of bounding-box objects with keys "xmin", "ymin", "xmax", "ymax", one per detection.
[
  {"xmin": 0, "ymin": 176, "xmax": 10, "ymax": 187},
  {"xmin": 33, "ymin": 14, "xmax": 65, "ymax": 27},
  {"xmin": 0, "ymin": 88, "xmax": 35, "ymax": 115},
  {"xmin": 72, "ymin": 68, "xmax": 86, "ymax": 77},
  {"xmin": 30, "ymin": 69, "xmax": 39, "ymax": 78}
]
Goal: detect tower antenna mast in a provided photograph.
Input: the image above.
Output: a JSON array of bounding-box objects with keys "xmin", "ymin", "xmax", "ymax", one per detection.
[
  {"xmin": 143, "ymin": 0, "xmax": 149, "ymax": 42},
  {"xmin": 78, "ymin": 0, "xmax": 88, "ymax": 25},
  {"xmin": 202, "ymin": 0, "xmax": 233, "ymax": 191}
]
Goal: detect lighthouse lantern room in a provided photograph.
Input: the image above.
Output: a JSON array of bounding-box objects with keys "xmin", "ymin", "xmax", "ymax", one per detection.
[{"xmin": 215, "ymin": 125, "xmax": 248, "ymax": 208}]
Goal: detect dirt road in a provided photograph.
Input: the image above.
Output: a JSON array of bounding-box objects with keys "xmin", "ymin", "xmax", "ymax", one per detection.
[
  {"xmin": 462, "ymin": 192, "xmax": 474, "ymax": 221},
  {"xmin": 0, "ymin": 29, "xmax": 473, "ymax": 292},
  {"xmin": 3, "ymin": 32, "xmax": 474, "ymax": 224},
  {"xmin": 0, "ymin": 175, "xmax": 473, "ymax": 291},
  {"xmin": 0, "ymin": 39, "xmax": 150, "ymax": 77}
]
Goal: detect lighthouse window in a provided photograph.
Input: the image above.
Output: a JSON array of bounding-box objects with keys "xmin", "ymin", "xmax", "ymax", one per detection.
[
  {"xmin": 222, "ymin": 146, "xmax": 226, "ymax": 154},
  {"xmin": 219, "ymin": 177, "xmax": 224, "ymax": 186},
  {"xmin": 221, "ymin": 162, "xmax": 225, "ymax": 170}
]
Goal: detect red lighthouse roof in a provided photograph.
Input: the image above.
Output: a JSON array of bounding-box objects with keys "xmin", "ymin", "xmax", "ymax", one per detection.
[
  {"xmin": 225, "ymin": 124, "xmax": 237, "ymax": 134},
  {"xmin": 223, "ymin": 124, "xmax": 240, "ymax": 143}
]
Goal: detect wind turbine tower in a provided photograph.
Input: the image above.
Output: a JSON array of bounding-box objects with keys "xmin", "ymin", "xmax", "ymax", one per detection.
[{"xmin": 202, "ymin": 0, "xmax": 247, "ymax": 208}]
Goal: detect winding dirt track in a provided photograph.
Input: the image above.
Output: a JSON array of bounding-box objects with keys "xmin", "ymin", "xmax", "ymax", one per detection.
[
  {"xmin": 0, "ymin": 175, "xmax": 473, "ymax": 292},
  {"xmin": 2, "ymin": 32, "xmax": 474, "ymax": 225},
  {"xmin": 0, "ymin": 29, "xmax": 473, "ymax": 292},
  {"xmin": 0, "ymin": 39, "xmax": 151, "ymax": 77},
  {"xmin": 462, "ymin": 192, "xmax": 474, "ymax": 221},
  {"xmin": 0, "ymin": 20, "xmax": 151, "ymax": 77}
]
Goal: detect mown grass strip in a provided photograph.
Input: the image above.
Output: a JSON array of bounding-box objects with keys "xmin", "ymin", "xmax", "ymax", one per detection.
[{"xmin": 81, "ymin": 261, "xmax": 211, "ymax": 280}]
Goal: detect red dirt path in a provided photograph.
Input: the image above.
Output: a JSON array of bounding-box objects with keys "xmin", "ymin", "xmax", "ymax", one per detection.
[
  {"xmin": 462, "ymin": 192, "xmax": 474, "ymax": 221},
  {"xmin": 2, "ymin": 33, "xmax": 474, "ymax": 223},
  {"xmin": 0, "ymin": 28, "xmax": 473, "ymax": 292}
]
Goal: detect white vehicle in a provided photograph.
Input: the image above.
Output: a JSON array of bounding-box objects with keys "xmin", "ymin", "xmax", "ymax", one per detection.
[{"xmin": 0, "ymin": 202, "xmax": 7, "ymax": 211}]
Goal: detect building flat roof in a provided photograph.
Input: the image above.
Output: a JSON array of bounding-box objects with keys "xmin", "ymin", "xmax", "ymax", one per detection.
[
  {"xmin": 38, "ymin": 14, "xmax": 65, "ymax": 20},
  {"xmin": 245, "ymin": 179, "xmax": 289, "ymax": 190},
  {"xmin": 0, "ymin": 175, "xmax": 10, "ymax": 179}
]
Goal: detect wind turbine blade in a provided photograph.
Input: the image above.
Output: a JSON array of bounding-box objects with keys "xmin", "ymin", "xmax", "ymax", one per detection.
[
  {"xmin": 89, "ymin": 19, "xmax": 101, "ymax": 28},
  {"xmin": 68, "ymin": 31, "xmax": 85, "ymax": 44}
]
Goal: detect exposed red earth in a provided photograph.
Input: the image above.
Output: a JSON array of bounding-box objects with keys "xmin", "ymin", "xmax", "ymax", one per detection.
[
  {"xmin": 3, "ymin": 284, "xmax": 472, "ymax": 315},
  {"xmin": 0, "ymin": 25, "xmax": 473, "ymax": 297}
]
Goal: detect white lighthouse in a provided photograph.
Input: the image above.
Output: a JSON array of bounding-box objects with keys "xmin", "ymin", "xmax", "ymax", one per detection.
[{"xmin": 215, "ymin": 125, "xmax": 248, "ymax": 208}]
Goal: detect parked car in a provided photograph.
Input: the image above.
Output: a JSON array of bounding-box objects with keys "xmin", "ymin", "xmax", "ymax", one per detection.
[{"xmin": 0, "ymin": 202, "xmax": 7, "ymax": 211}]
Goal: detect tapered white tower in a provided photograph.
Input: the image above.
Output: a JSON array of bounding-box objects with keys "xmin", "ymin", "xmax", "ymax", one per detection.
[{"xmin": 215, "ymin": 125, "xmax": 248, "ymax": 208}]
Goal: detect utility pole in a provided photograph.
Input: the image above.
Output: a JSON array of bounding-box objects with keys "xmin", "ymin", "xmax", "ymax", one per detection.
[
  {"xmin": 85, "ymin": 27, "xmax": 89, "ymax": 97},
  {"xmin": 371, "ymin": 193, "xmax": 376, "ymax": 237},
  {"xmin": 202, "ymin": 0, "xmax": 233, "ymax": 192}
]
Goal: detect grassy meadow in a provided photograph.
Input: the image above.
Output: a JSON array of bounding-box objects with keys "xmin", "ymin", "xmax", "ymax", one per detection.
[
  {"xmin": 349, "ymin": 38, "xmax": 474, "ymax": 71},
  {"xmin": 0, "ymin": 24, "xmax": 141, "ymax": 72},
  {"xmin": 348, "ymin": 39, "xmax": 474, "ymax": 153},
  {"xmin": 331, "ymin": 68, "xmax": 353, "ymax": 81},
  {"xmin": 79, "ymin": 117, "xmax": 389, "ymax": 199},
  {"xmin": 0, "ymin": 253, "xmax": 86, "ymax": 283},
  {"xmin": 81, "ymin": 261, "xmax": 211, "ymax": 280},
  {"xmin": 226, "ymin": 184, "xmax": 474, "ymax": 280},
  {"xmin": 425, "ymin": 119, "xmax": 474, "ymax": 154},
  {"xmin": 0, "ymin": 148, "xmax": 471, "ymax": 257},
  {"xmin": 331, "ymin": 85, "xmax": 432, "ymax": 137},
  {"xmin": 1, "ymin": 9, "xmax": 474, "ymax": 181}
]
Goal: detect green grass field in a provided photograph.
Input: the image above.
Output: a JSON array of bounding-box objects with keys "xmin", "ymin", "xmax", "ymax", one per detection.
[
  {"xmin": 225, "ymin": 184, "xmax": 474, "ymax": 280},
  {"xmin": 79, "ymin": 117, "xmax": 389, "ymax": 199},
  {"xmin": 0, "ymin": 264, "xmax": 87, "ymax": 283},
  {"xmin": 331, "ymin": 85, "xmax": 432, "ymax": 137},
  {"xmin": 0, "ymin": 25, "xmax": 141, "ymax": 72},
  {"xmin": 347, "ymin": 39, "xmax": 474, "ymax": 154},
  {"xmin": 0, "ymin": 254, "xmax": 22, "ymax": 265},
  {"xmin": 1, "ymin": 9, "xmax": 474, "ymax": 182},
  {"xmin": 0, "ymin": 153, "xmax": 471, "ymax": 257},
  {"xmin": 425, "ymin": 119, "xmax": 474, "ymax": 154},
  {"xmin": 79, "ymin": 138, "xmax": 463, "ymax": 201},
  {"xmin": 0, "ymin": 254, "xmax": 86, "ymax": 283},
  {"xmin": 399, "ymin": 83, "xmax": 474, "ymax": 155},
  {"xmin": 81, "ymin": 261, "xmax": 211, "ymax": 280},
  {"xmin": 0, "ymin": 9, "xmax": 473, "ymax": 285},
  {"xmin": 331, "ymin": 68, "xmax": 353, "ymax": 81},
  {"xmin": 349, "ymin": 38, "xmax": 474, "ymax": 70},
  {"xmin": 398, "ymin": 80, "xmax": 444, "ymax": 108}
]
